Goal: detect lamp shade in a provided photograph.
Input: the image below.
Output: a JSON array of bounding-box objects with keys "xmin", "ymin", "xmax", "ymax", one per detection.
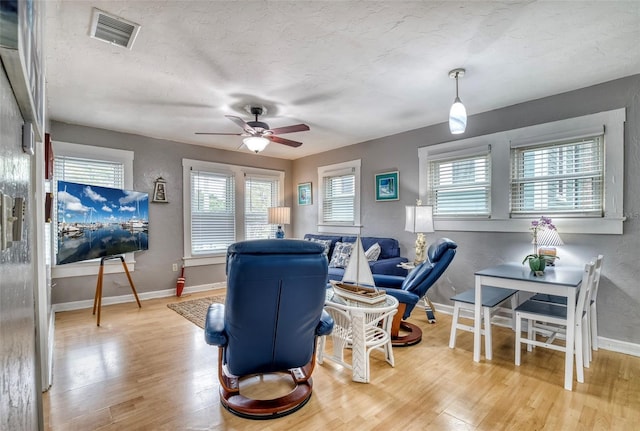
[
  {"xmin": 268, "ymin": 207, "xmax": 290, "ymax": 226},
  {"xmin": 244, "ymin": 136, "xmax": 270, "ymax": 153},
  {"xmin": 405, "ymin": 205, "xmax": 434, "ymax": 233},
  {"xmin": 449, "ymin": 97, "xmax": 467, "ymax": 134},
  {"xmin": 535, "ymin": 228, "xmax": 564, "ymax": 246}
]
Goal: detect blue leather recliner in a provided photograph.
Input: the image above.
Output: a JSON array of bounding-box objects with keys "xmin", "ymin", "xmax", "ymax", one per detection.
[
  {"xmin": 373, "ymin": 238, "xmax": 458, "ymax": 346},
  {"xmin": 204, "ymin": 239, "xmax": 334, "ymax": 419}
]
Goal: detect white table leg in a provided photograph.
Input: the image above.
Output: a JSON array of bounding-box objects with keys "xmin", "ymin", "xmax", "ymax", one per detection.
[
  {"xmin": 350, "ymin": 311, "xmax": 368, "ymax": 383},
  {"xmin": 564, "ymin": 287, "xmax": 576, "ymax": 390},
  {"xmin": 473, "ymin": 276, "xmax": 482, "ymax": 362}
]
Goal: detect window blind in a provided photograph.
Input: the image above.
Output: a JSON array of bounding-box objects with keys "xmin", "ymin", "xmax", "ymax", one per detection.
[
  {"xmin": 190, "ymin": 170, "xmax": 236, "ymax": 254},
  {"xmin": 511, "ymin": 136, "xmax": 603, "ymax": 216},
  {"xmin": 54, "ymin": 156, "xmax": 125, "ymax": 188},
  {"xmin": 245, "ymin": 175, "xmax": 279, "ymax": 240},
  {"xmin": 322, "ymin": 173, "xmax": 355, "ymax": 223},
  {"xmin": 429, "ymin": 153, "xmax": 491, "ymax": 216}
]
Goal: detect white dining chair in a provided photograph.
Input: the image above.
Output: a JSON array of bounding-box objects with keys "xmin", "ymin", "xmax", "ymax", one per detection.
[
  {"xmin": 529, "ymin": 255, "xmax": 604, "ymax": 364},
  {"xmin": 449, "ymin": 286, "xmax": 519, "ymax": 359},
  {"xmin": 515, "ymin": 260, "xmax": 596, "ymax": 385}
]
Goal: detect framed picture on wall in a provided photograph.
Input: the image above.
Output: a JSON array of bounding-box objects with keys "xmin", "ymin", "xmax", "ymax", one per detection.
[
  {"xmin": 375, "ymin": 171, "xmax": 399, "ymax": 201},
  {"xmin": 298, "ymin": 182, "xmax": 312, "ymax": 205}
]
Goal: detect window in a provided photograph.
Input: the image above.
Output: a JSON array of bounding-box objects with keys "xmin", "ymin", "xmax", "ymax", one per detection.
[
  {"xmin": 511, "ymin": 135, "xmax": 603, "ymax": 216},
  {"xmin": 245, "ymin": 175, "xmax": 279, "ymax": 240},
  {"xmin": 419, "ymin": 108, "xmax": 625, "ymax": 234},
  {"xmin": 183, "ymin": 159, "xmax": 284, "ymax": 266},
  {"xmin": 317, "ymin": 160, "xmax": 361, "ymax": 234},
  {"xmin": 190, "ymin": 169, "xmax": 236, "ymax": 255},
  {"xmin": 51, "ymin": 142, "xmax": 134, "ymax": 278},
  {"xmin": 428, "ymin": 147, "xmax": 490, "ymax": 217}
]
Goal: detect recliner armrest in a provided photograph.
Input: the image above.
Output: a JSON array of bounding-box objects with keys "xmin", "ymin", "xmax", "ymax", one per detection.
[
  {"xmin": 204, "ymin": 303, "xmax": 228, "ymax": 346},
  {"xmin": 372, "ymin": 274, "xmax": 405, "ymax": 288},
  {"xmin": 316, "ymin": 309, "xmax": 334, "ymax": 337}
]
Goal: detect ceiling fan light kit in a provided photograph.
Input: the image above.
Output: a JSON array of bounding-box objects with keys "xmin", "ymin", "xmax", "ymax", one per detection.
[
  {"xmin": 195, "ymin": 105, "xmax": 309, "ymax": 154},
  {"xmin": 448, "ymin": 68, "xmax": 467, "ymax": 135},
  {"xmin": 244, "ymin": 136, "xmax": 270, "ymax": 153}
]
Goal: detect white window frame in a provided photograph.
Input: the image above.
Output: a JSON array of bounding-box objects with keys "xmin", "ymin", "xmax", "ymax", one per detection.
[
  {"xmin": 418, "ymin": 108, "xmax": 625, "ymax": 234},
  {"xmin": 427, "ymin": 145, "xmax": 491, "ymax": 218},
  {"xmin": 182, "ymin": 158, "xmax": 284, "ymax": 267},
  {"xmin": 317, "ymin": 159, "xmax": 362, "ymax": 235},
  {"xmin": 51, "ymin": 142, "xmax": 135, "ymax": 278}
]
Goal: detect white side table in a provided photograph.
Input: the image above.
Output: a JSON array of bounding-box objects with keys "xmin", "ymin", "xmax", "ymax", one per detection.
[{"xmin": 318, "ymin": 289, "xmax": 398, "ymax": 383}]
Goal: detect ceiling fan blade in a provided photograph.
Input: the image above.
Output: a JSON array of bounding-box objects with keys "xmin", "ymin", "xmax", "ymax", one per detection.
[
  {"xmin": 225, "ymin": 115, "xmax": 257, "ymax": 134},
  {"xmin": 194, "ymin": 132, "xmax": 242, "ymax": 136},
  {"xmin": 268, "ymin": 124, "xmax": 310, "ymax": 135},
  {"xmin": 267, "ymin": 135, "xmax": 303, "ymax": 148}
]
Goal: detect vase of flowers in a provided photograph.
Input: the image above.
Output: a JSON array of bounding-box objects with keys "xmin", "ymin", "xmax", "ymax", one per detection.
[{"xmin": 522, "ymin": 216, "xmax": 559, "ymax": 275}]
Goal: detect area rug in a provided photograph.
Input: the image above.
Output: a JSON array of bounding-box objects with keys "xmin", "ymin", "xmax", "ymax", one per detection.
[{"xmin": 167, "ymin": 295, "xmax": 225, "ymax": 329}]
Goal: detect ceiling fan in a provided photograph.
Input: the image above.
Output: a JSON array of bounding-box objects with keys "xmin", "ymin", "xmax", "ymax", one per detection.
[{"xmin": 195, "ymin": 106, "xmax": 310, "ymax": 153}]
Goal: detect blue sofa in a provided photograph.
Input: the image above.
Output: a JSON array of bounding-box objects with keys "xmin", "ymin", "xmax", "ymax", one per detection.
[{"xmin": 303, "ymin": 234, "xmax": 409, "ymax": 280}]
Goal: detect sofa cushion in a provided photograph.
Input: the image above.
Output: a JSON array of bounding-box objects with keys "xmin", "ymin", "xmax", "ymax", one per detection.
[
  {"xmin": 342, "ymin": 236, "xmax": 401, "ymax": 259},
  {"xmin": 306, "ymin": 237, "xmax": 332, "ymax": 257},
  {"xmin": 303, "ymin": 234, "xmax": 342, "ymax": 257},
  {"xmin": 364, "ymin": 242, "xmax": 381, "ymax": 261},
  {"xmin": 329, "ymin": 241, "xmax": 354, "ymax": 268}
]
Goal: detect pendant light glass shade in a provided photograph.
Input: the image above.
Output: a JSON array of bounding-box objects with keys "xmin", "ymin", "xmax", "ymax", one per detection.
[
  {"xmin": 243, "ymin": 136, "xmax": 270, "ymax": 153},
  {"xmin": 448, "ymin": 68, "xmax": 467, "ymax": 135},
  {"xmin": 449, "ymin": 97, "xmax": 467, "ymax": 134}
]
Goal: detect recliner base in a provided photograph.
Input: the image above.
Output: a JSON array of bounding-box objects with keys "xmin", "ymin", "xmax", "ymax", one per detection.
[{"xmin": 391, "ymin": 321, "xmax": 422, "ymax": 347}]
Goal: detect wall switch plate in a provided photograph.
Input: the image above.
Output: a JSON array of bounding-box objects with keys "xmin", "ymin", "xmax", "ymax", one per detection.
[
  {"xmin": 172, "ymin": 263, "xmax": 178, "ymax": 272},
  {"xmin": 1, "ymin": 191, "xmax": 16, "ymax": 250}
]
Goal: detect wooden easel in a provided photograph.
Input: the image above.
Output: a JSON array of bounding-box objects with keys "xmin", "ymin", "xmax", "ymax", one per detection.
[{"xmin": 93, "ymin": 255, "xmax": 142, "ymax": 326}]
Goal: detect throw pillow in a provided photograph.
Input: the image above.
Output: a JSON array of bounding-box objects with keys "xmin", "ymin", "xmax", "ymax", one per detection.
[
  {"xmin": 329, "ymin": 241, "xmax": 354, "ymax": 268},
  {"xmin": 364, "ymin": 242, "xmax": 381, "ymax": 261},
  {"xmin": 307, "ymin": 238, "xmax": 332, "ymax": 257}
]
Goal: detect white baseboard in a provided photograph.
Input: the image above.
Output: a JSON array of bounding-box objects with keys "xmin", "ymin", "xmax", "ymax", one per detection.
[
  {"xmin": 426, "ymin": 301, "xmax": 640, "ymax": 358},
  {"xmin": 52, "ymin": 282, "xmax": 226, "ymax": 313}
]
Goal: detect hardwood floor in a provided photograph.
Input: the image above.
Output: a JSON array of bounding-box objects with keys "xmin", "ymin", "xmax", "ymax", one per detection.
[{"xmin": 44, "ymin": 290, "xmax": 640, "ymax": 430}]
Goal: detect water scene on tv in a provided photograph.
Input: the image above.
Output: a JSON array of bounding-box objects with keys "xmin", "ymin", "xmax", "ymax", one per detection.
[{"xmin": 57, "ymin": 181, "xmax": 149, "ymax": 265}]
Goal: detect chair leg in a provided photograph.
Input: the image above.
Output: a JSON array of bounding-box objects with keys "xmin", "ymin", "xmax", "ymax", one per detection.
[
  {"xmin": 515, "ymin": 312, "xmax": 522, "ymax": 366},
  {"xmin": 483, "ymin": 306, "xmax": 492, "ymax": 360},
  {"xmin": 590, "ymin": 302, "xmax": 599, "ymax": 351},
  {"xmin": 449, "ymin": 302, "xmax": 461, "ymax": 349},
  {"xmin": 575, "ymin": 323, "xmax": 585, "ymax": 383},
  {"xmin": 317, "ymin": 335, "xmax": 325, "ymax": 364},
  {"xmin": 527, "ymin": 318, "xmax": 534, "ymax": 352}
]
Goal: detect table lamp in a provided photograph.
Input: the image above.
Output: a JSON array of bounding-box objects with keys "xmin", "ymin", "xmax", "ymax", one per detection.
[
  {"xmin": 405, "ymin": 201, "xmax": 434, "ymax": 265},
  {"xmin": 535, "ymin": 227, "xmax": 564, "ymax": 266},
  {"xmin": 268, "ymin": 206, "xmax": 290, "ymax": 239}
]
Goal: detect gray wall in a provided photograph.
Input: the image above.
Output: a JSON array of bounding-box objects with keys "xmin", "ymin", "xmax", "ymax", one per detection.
[
  {"xmin": 1, "ymin": 66, "xmax": 39, "ymax": 429},
  {"xmin": 50, "ymin": 74, "xmax": 640, "ymax": 346},
  {"xmin": 293, "ymin": 74, "xmax": 640, "ymax": 345},
  {"xmin": 49, "ymin": 122, "xmax": 293, "ymax": 304}
]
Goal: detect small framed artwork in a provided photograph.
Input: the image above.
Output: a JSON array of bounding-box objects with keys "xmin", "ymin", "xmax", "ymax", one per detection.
[
  {"xmin": 153, "ymin": 177, "xmax": 169, "ymax": 203},
  {"xmin": 375, "ymin": 171, "xmax": 399, "ymax": 201},
  {"xmin": 298, "ymin": 182, "xmax": 312, "ymax": 206}
]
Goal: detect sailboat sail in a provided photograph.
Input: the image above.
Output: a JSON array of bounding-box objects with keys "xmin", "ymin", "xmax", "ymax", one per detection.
[
  {"xmin": 342, "ymin": 236, "xmax": 376, "ymax": 289},
  {"xmin": 331, "ymin": 236, "xmax": 386, "ymax": 304}
]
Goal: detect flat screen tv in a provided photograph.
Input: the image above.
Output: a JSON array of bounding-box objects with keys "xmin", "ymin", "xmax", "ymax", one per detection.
[{"xmin": 56, "ymin": 180, "xmax": 149, "ymax": 265}]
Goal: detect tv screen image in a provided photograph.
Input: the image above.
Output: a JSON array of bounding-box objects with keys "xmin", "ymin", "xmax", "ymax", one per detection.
[{"xmin": 56, "ymin": 181, "xmax": 149, "ymax": 265}]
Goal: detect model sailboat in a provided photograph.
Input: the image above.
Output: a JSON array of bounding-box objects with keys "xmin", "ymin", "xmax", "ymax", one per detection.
[{"xmin": 330, "ymin": 236, "xmax": 386, "ymax": 304}]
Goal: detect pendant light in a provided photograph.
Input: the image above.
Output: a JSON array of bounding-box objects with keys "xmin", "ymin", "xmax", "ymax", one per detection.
[{"xmin": 448, "ymin": 68, "xmax": 467, "ymax": 134}]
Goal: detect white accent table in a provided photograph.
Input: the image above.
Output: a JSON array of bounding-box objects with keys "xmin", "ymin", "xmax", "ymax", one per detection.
[{"xmin": 318, "ymin": 288, "xmax": 398, "ymax": 383}]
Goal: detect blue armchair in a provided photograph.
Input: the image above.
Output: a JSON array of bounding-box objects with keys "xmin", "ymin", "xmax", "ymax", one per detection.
[
  {"xmin": 204, "ymin": 239, "xmax": 334, "ymax": 419},
  {"xmin": 373, "ymin": 238, "xmax": 458, "ymax": 346}
]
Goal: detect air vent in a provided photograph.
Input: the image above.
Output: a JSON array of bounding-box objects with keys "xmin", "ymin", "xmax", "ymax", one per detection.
[{"xmin": 89, "ymin": 9, "xmax": 140, "ymax": 49}]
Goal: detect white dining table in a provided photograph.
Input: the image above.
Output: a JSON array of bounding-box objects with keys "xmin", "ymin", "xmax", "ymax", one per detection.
[{"xmin": 473, "ymin": 263, "xmax": 585, "ymax": 390}]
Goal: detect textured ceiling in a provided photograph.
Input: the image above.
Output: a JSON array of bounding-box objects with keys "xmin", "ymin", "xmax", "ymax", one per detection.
[{"xmin": 44, "ymin": 1, "xmax": 640, "ymax": 160}]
